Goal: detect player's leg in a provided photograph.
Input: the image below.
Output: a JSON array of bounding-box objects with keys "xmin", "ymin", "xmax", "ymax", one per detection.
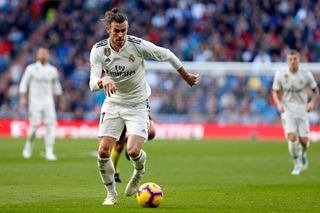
[
  {"xmin": 123, "ymin": 101, "xmax": 149, "ymax": 196},
  {"xmin": 297, "ymin": 117, "xmax": 310, "ymax": 171},
  {"xmin": 112, "ymin": 118, "xmax": 153, "ymax": 184},
  {"xmin": 22, "ymin": 109, "xmax": 40, "ymax": 159},
  {"xmin": 44, "ymin": 106, "xmax": 58, "ymax": 160},
  {"xmin": 98, "ymin": 136, "xmax": 117, "ymax": 205},
  {"xmin": 44, "ymin": 124, "xmax": 57, "ymax": 160},
  {"xmin": 282, "ymin": 114, "xmax": 300, "ymax": 175},
  {"xmin": 287, "ymin": 133, "xmax": 300, "ymax": 175},
  {"xmin": 112, "ymin": 126, "xmax": 126, "ymax": 183},
  {"xmin": 123, "ymin": 116, "xmax": 155, "ymax": 161},
  {"xmin": 148, "ymin": 116, "xmax": 156, "ymax": 140},
  {"xmin": 122, "ymin": 116, "xmax": 155, "ymax": 161},
  {"xmin": 299, "ymin": 137, "xmax": 309, "ymax": 170},
  {"xmin": 125, "ymin": 134, "xmax": 146, "ymax": 196},
  {"xmin": 97, "ymin": 103, "xmax": 124, "ymax": 205},
  {"xmin": 23, "ymin": 124, "xmax": 37, "ymax": 159}
]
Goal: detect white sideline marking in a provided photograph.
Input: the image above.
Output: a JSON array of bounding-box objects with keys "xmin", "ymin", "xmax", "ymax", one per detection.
[{"xmin": 0, "ymin": 151, "xmax": 97, "ymax": 159}]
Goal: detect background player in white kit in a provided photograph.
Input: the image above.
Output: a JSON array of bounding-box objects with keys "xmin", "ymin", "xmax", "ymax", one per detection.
[
  {"xmin": 19, "ymin": 48, "xmax": 62, "ymax": 161},
  {"xmin": 272, "ymin": 50, "xmax": 318, "ymax": 175},
  {"xmin": 89, "ymin": 8, "xmax": 199, "ymax": 205}
]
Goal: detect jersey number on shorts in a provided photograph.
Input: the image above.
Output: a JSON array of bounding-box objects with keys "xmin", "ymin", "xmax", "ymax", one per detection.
[{"xmin": 101, "ymin": 112, "xmax": 106, "ymax": 124}]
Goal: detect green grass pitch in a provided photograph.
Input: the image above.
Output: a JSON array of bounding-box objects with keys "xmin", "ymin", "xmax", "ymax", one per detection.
[{"xmin": 0, "ymin": 138, "xmax": 320, "ymax": 213}]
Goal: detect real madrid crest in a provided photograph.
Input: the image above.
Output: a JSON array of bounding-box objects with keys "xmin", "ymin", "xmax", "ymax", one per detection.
[
  {"xmin": 128, "ymin": 54, "xmax": 135, "ymax": 62},
  {"xmin": 104, "ymin": 48, "xmax": 111, "ymax": 57}
]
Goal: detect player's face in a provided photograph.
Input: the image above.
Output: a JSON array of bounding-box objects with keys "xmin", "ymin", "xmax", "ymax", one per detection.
[
  {"xmin": 107, "ymin": 21, "xmax": 128, "ymax": 49},
  {"xmin": 37, "ymin": 48, "xmax": 50, "ymax": 64},
  {"xmin": 287, "ymin": 54, "xmax": 300, "ymax": 72}
]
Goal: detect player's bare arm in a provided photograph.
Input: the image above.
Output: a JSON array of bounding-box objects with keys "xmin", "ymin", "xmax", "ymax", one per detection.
[
  {"xmin": 19, "ymin": 93, "xmax": 28, "ymax": 109},
  {"xmin": 307, "ymin": 87, "xmax": 319, "ymax": 112},
  {"xmin": 177, "ymin": 67, "xmax": 199, "ymax": 87},
  {"xmin": 55, "ymin": 95, "xmax": 64, "ymax": 111},
  {"xmin": 272, "ymin": 90, "xmax": 284, "ymax": 113}
]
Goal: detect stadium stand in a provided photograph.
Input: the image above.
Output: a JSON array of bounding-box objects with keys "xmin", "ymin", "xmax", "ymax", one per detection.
[{"xmin": 0, "ymin": 0, "xmax": 320, "ymax": 124}]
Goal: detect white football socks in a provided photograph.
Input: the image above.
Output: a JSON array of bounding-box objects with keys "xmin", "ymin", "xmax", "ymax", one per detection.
[
  {"xmin": 288, "ymin": 140, "xmax": 299, "ymax": 166},
  {"xmin": 97, "ymin": 156, "xmax": 117, "ymax": 195},
  {"xmin": 45, "ymin": 124, "xmax": 55, "ymax": 154},
  {"xmin": 299, "ymin": 141, "xmax": 309, "ymax": 155},
  {"xmin": 130, "ymin": 150, "xmax": 147, "ymax": 173},
  {"xmin": 26, "ymin": 125, "xmax": 37, "ymax": 145}
]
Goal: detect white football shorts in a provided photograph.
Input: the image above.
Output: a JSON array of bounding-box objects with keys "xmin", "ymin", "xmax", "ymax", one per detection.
[
  {"xmin": 29, "ymin": 104, "xmax": 57, "ymax": 127},
  {"xmin": 281, "ymin": 113, "xmax": 309, "ymax": 138},
  {"xmin": 98, "ymin": 100, "xmax": 150, "ymax": 140}
]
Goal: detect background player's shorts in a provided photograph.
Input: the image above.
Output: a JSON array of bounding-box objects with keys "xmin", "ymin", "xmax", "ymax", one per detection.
[
  {"xmin": 98, "ymin": 100, "xmax": 150, "ymax": 140},
  {"xmin": 281, "ymin": 113, "xmax": 309, "ymax": 138},
  {"xmin": 29, "ymin": 105, "xmax": 57, "ymax": 127}
]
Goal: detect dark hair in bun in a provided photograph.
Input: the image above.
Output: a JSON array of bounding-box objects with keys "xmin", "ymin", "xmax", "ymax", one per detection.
[{"xmin": 102, "ymin": 8, "xmax": 127, "ymax": 26}]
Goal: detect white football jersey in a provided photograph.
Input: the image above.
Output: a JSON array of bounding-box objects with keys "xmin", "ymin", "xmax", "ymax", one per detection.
[
  {"xmin": 272, "ymin": 68, "xmax": 318, "ymax": 117},
  {"xmin": 89, "ymin": 35, "xmax": 183, "ymax": 105},
  {"xmin": 19, "ymin": 61, "xmax": 62, "ymax": 108}
]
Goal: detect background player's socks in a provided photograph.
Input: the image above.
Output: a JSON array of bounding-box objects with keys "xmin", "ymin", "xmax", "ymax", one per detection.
[{"xmin": 288, "ymin": 140, "xmax": 300, "ymax": 175}]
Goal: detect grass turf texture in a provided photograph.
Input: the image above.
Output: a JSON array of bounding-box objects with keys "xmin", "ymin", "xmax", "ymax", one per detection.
[{"xmin": 0, "ymin": 138, "xmax": 320, "ymax": 213}]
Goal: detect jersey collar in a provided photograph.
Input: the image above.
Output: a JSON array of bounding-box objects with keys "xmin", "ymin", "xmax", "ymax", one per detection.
[{"xmin": 36, "ymin": 61, "xmax": 48, "ymax": 67}]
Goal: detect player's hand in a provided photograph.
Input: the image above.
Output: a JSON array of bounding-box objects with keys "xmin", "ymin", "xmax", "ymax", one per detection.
[
  {"xmin": 101, "ymin": 76, "xmax": 117, "ymax": 97},
  {"xmin": 184, "ymin": 73, "xmax": 200, "ymax": 87},
  {"xmin": 307, "ymin": 102, "xmax": 315, "ymax": 112},
  {"xmin": 18, "ymin": 96, "xmax": 28, "ymax": 116},
  {"xmin": 276, "ymin": 103, "xmax": 284, "ymax": 113},
  {"xmin": 177, "ymin": 67, "xmax": 199, "ymax": 87}
]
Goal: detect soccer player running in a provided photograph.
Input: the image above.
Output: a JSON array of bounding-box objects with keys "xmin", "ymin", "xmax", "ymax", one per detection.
[
  {"xmin": 272, "ymin": 50, "xmax": 318, "ymax": 175},
  {"xmin": 89, "ymin": 8, "xmax": 199, "ymax": 205},
  {"xmin": 112, "ymin": 117, "xmax": 156, "ymax": 183},
  {"xmin": 19, "ymin": 47, "xmax": 62, "ymax": 161}
]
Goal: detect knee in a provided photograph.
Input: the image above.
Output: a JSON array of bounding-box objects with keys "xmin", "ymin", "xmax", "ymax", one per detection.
[
  {"xmin": 30, "ymin": 125, "xmax": 38, "ymax": 131},
  {"xmin": 287, "ymin": 134, "xmax": 297, "ymax": 142},
  {"xmin": 98, "ymin": 149, "xmax": 111, "ymax": 158},
  {"xmin": 127, "ymin": 148, "xmax": 140, "ymax": 158},
  {"xmin": 45, "ymin": 125, "xmax": 54, "ymax": 133},
  {"xmin": 300, "ymin": 137, "xmax": 309, "ymax": 145},
  {"xmin": 98, "ymin": 138, "xmax": 114, "ymax": 158}
]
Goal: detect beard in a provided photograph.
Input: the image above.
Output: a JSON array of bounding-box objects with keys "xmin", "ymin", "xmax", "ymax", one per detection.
[{"xmin": 116, "ymin": 39, "xmax": 124, "ymax": 46}]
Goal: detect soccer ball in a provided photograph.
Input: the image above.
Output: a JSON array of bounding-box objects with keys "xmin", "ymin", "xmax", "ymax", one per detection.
[{"xmin": 136, "ymin": 182, "xmax": 164, "ymax": 208}]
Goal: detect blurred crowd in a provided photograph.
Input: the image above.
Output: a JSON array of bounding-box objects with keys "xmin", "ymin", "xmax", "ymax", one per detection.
[{"xmin": 0, "ymin": 0, "xmax": 320, "ymax": 124}]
